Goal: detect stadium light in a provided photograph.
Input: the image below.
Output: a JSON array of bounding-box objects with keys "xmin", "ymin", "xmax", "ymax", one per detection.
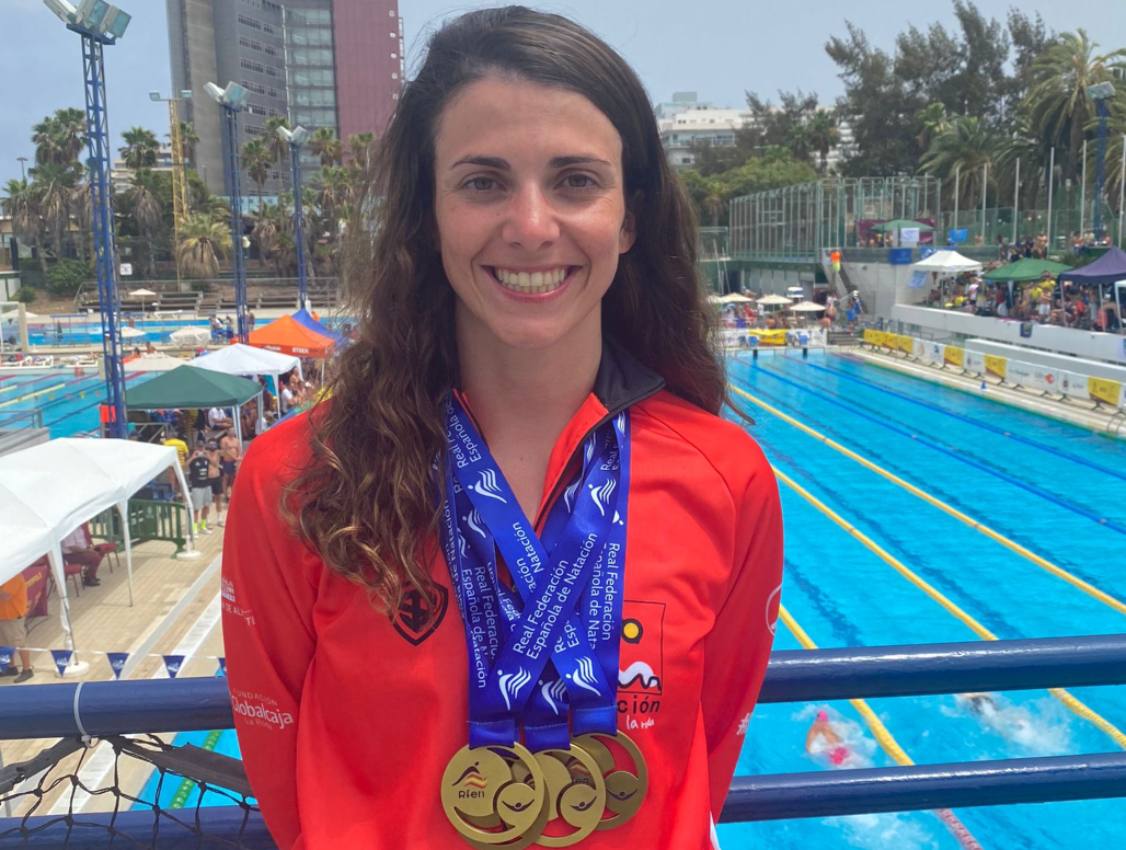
[
  {"xmin": 41, "ymin": 0, "xmax": 132, "ymax": 438},
  {"xmin": 276, "ymin": 124, "xmax": 311, "ymax": 308},
  {"xmin": 207, "ymin": 81, "xmax": 250, "ymax": 342}
]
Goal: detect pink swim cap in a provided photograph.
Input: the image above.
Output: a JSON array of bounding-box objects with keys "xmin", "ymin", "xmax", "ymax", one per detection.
[{"xmin": 817, "ymin": 710, "xmax": 829, "ymax": 722}]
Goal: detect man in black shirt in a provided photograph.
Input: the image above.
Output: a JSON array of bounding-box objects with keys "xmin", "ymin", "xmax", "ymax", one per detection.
[{"xmin": 188, "ymin": 441, "xmax": 214, "ymax": 534}]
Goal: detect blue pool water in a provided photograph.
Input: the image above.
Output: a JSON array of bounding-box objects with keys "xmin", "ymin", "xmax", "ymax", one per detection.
[
  {"xmin": 27, "ymin": 316, "xmax": 211, "ymax": 346},
  {"xmin": 139, "ymin": 350, "xmax": 1126, "ymax": 846},
  {"xmin": 0, "ymin": 371, "xmax": 156, "ymax": 436}
]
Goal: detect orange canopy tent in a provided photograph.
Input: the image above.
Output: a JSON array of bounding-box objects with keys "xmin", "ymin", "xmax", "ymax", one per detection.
[{"xmin": 248, "ymin": 314, "xmax": 335, "ymax": 357}]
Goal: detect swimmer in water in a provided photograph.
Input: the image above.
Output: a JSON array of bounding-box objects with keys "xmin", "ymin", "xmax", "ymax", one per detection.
[
  {"xmin": 958, "ymin": 692, "xmax": 1000, "ymax": 719},
  {"xmin": 806, "ymin": 709, "xmax": 851, "ymax": 767}
]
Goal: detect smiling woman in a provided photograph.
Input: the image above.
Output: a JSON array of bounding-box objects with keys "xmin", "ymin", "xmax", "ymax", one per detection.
[{"xmin": 221, "ymin": 7, "xmax": 782, "ymax": 850}]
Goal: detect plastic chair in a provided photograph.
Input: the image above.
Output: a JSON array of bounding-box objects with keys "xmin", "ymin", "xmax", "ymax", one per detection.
[{"xmin": 62, "ymin": 560, "xmax": 83, "ymax": 597}]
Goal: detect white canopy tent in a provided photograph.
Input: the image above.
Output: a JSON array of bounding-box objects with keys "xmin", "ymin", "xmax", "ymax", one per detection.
[
  {"xmin": 169, "ymin": 326, "xmax": 211, "ymax": 347},
  {"xmin": 911, "ymin": 250, "xmax": 983, "ymax": 274},
  {"xmin": 191, "ymin": 343, "xmax": 303, "ymax": 418},
  {"xmin": 0, "ymin": 439, "xmax": 196, "ymax": 651}
]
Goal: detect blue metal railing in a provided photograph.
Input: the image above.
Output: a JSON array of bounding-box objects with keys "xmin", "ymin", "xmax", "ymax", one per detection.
[{"xmin": 2, "ymin": 635, "xmax": 1124, "ymax": 845}]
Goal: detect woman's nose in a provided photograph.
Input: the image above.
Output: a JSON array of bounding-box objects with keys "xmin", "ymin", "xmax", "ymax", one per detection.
[{"xmin": 501, "ymin": 184, "xmax": 560, "ymax": 250}]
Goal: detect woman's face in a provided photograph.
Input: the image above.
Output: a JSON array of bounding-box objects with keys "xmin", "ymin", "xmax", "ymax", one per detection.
[{"xmin": 433, "ymin": 76, "xmax": 634, "ymax": 355}]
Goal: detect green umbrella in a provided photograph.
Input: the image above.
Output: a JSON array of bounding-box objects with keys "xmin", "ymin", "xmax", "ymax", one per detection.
[
  {"xmin": 871, "ymin": 219, "xmax": 935, "ymax": 233},
  {"xmin": 982, "ymin": 258, "xmax": 1071, "ymax": 283},
  {"xmin": 125, "ymin": 365, "xmax": 262, "ymax": 410}
]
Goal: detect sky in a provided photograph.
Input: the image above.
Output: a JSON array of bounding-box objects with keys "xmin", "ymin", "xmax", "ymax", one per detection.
[{"xmin": 1, "ymin": 0, "xmax": 1124, "ymax": 189}]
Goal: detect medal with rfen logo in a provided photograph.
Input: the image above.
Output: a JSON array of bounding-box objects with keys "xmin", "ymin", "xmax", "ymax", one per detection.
[{"xmin": 440, "ymin": 397, "xmax": 643, "ymax": 846}]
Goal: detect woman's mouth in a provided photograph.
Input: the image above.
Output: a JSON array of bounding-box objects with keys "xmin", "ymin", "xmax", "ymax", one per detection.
[{"xmin": 486, "ymin": 266, "xmax": 576, "ymax": 295}]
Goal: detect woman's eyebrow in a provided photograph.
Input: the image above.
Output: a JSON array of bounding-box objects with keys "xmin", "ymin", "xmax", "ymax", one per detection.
[{"xmin": 449, "ymin": 154, "xmax": 612, "ymax": 170}]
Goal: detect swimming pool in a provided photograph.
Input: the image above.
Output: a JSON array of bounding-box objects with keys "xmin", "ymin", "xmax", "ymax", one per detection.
[
  {"xmin": 140, "ymin": 349, "xmax": 1126, "ymax": 846},
  {"xmin": 0, "ymin": 371, "xmax": 156, "ymax": 437},
  {"xmin": 26, "ymin": 316, "xmax": 212, "ymax": 347},
  {"xmin": 720, "ymin": 349, "xmax": 1125, "ymax": 850}
]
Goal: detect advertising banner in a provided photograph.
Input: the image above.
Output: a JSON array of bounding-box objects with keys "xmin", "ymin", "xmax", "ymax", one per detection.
[
  {"xmin": 1088, "ymin": 377, "xmax": 1124, "ymax": 408},
  {"xmin": 1006, "ymin": 361, "xmax": 1061, "ymax": 395},
  {"xmin": 984, "ymin": 354, "xmax": 1008, "ymax": 382},
  {"xmin": 926, "ymin": 341, "xmax": 945, "ymax": 366},
  {"xmin": 944, "ymin": 345, "xmax": 965, "ymax": 368},
  {"xmin": 912, "ymin": 338, "xmax": 927, "ymax": 360},
  {"xmin": 1060, "ymin": 371, "xmax": 1091, "ymax": 401},
  {"xmin": 964, "ymin": 350, "xmax": 985, "ymax": 376}
]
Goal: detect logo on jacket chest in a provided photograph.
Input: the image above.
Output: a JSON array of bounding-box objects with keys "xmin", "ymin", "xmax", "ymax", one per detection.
[
  {"xmin": 617, "ymin": 599, "xmax": 664, "ymax": 729},
  {"xmin": 393, "ymin": 585, "xmax": 449, "ymax": 646}
]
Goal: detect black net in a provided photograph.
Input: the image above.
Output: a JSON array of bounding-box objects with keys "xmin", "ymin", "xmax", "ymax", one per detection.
[{"xmin": 0, "ymin": 734, "xmax": 274, "ymax": 848}]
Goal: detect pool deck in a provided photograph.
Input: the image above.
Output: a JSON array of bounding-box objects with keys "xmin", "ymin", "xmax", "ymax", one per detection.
[
  {"xmin": 845, "ymin": 347, "xmax": 1126, "ymax": 438},
  {"xmin": 1, "ymin": 526, "xmax": 226, "ymax": 817}
]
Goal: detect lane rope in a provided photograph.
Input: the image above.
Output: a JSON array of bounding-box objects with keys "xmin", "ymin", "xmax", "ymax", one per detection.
[
  {"xmin": 806, "ymin": 356, "xmax": 1126, "ymax": 483},
  {"xmin": 750, "ymin": 361, "xmax": 1126, "ymax": 534},
  {"xmin": 728, "ymin": 381, "xmax": 1126, "ymax": 618}
]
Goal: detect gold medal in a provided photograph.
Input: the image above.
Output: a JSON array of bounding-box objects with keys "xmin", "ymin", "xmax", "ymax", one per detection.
[
  {"xmin": 441, "ymin": 743, "xmax": 549, "ymax": 848},
  {"xmin": 573, "ymin": 731, "xmax": 649, "ymax": 830},
  {"xmin": 530, "ymin": 743, "xmax": 607, "ymax": 847}
]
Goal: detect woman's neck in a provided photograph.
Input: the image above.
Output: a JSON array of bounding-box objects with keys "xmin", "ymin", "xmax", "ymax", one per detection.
[{"xmin": 456, "ymin": 319, "xmax": 602, "ymax": 445}]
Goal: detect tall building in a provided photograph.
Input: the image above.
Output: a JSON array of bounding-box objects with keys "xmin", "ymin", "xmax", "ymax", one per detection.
[{"xmin": 167, "ymin": 0, "xmax": 403, "ymax": 196}]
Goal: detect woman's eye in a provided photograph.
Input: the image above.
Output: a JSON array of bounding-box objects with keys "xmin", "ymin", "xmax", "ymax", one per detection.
[
  {"xmin": 562, "ymin": 173, "xmax": 597, "ymax": 189},
  {"xmin": 465, "ymin": 176, "xmax": 498, "ymax": 192}
]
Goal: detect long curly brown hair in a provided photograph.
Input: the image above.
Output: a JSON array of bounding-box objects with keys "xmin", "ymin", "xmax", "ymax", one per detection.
[{"xmin": 285, "ymin": 6, "xmax": 726, "ymax": 614}]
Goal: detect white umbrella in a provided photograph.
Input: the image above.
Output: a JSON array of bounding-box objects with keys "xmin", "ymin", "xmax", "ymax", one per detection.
[
  {"xmin": 169, "ymin": 326, "xmax": 210, "ymax": 346},
  {"xmin": 757, "ymin": 294, "xmax": 792, "ymax": 306},
  {"xmin": 129, "ymin": 288, "xmax": 157, "ymax": 313},
  {"xmin": 126, "ymin": 353, "xmax": 188, "ymax": 372},
  {"xmin": 718, "ymin": 293, "xmax": 754, "ymax": 304},
  {"xmin": 911, "ymin": 250, "xmax": 982, "ymax": 274},
  {"xmin": 788, "ymin": 301, "xmax": 827, "ymax": 313},
  {"xmin": 706, "ymin": 294, "xmax": 724, "ymax": 304},
  {"xmin": 120, "ymin": 326, "xmax": 146, "ymax": 339}
]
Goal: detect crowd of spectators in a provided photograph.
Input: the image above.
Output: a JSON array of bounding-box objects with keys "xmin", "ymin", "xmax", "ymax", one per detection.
[{"xmin": 925, "ymin": 274, "xmax": 1121, "ymax": 332}]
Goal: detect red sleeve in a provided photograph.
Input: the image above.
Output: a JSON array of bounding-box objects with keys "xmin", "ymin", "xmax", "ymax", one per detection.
[
  {"xmin": 221, "ymin": 431, "xmax": 319, "ymax": 849},
  {"xmin": 700, "ymin": 446, "xmax": 783, "ymax": 820}
]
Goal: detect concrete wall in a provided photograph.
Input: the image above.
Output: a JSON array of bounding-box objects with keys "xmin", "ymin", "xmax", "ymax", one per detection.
[
  {"xmin": 891, "ymin": 304, "xmax": 1126, "ymax": 366},
  {"xmin": 841, "ymin": 260, "xmax": 924, "ymax": 318}
]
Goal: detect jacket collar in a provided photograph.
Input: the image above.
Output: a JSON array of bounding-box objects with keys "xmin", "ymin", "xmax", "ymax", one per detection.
[{"xmin": 593, "ymin": 338, "xmax": 665, "ymax": 418}]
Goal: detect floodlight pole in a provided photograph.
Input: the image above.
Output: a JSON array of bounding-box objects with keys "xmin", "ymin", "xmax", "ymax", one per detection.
[
  {"xmin": 218, "ymin": 103, "xmax": 249, "ymax": 344},
  {"xmin": 287, "ymin": 141, "xmax": 308, "ymax": 310},
  {"xmin": 71, "ymin": 23, "xmax": 127, "ymax": 438}
]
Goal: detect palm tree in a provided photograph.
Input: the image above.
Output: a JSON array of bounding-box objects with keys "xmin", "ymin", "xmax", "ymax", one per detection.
[
  {"xmin": 177, "ymin": 213, "xmax": 231, "ymax": 278},
  {"xmin": 915, "ymin": 102, "xmax": 951, "ymax": 152},
  {"xmin": 250, "ymin": 201, "xmax": 294, "ymax": 276},
  {"xmin": 32, "ymin": 108, "xmax": 87, "ymax": 167},
  {"xmin": 242, "ymin": 139, "xmax": 272, "ymax": 210},
  {"xmin": 310, "ymin": 128, "xmax": 342, "ymax": 168},
  {"xmin": 920, "ymin": 116, "xmax": 1001, "ymax": 212},
  {"xmin": 120, "ymin": 127, "xmax": 160, "ymax": 169},
  {"xmin": 178, "ymin": 121, "xmax": 199, "ymax": 166},
  {"xmin": 2, "ymin": 179, "xmax": 48, "ymax": 273},
  {"xmin": 127, "ymin": 171, "xmax": 165, "ymax": 275},
  {"xmin": 264, "ymin": 116, "xmax": 291, "ymax": 188},
  {"xmin": 1023, "ymin": 30, "xmax": 1126, "ymax": 182},
  {"xmin": 29, "ymin": 161, "xmax": 81, "ymax": 261}
]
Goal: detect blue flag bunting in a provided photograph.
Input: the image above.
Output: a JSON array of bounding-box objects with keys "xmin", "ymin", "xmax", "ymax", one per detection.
[
  {"xmin": 217, "ymin": 657, "xmax": 227, "ymax": 677},
  {"xmin": 162, "ymin": 654, "xmax": 185, "ymax": 679},
  {"xmin": 51, "ymin": 649, "xmax": 73, "ymax": 676},
  {"xmin": 106, "ymin": 652, "xmax": 129, "ymax": 680},
  {"xmin": 0, "ymin": 646, "xmax": 13, "ymax": 668}
]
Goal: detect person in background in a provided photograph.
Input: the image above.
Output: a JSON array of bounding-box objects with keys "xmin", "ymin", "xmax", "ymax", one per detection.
[
  {"xmin": 0, "ymin": 573, "xmax": 34, "ymax": 683},
  {"xmin": 188, "ymin": 440, "xmax": 214, "ymax": 534},
  {"xmin": 60, "ymin": 523, "xmax": 104, "ymax": 587},
  {"xmin": 220, "ymin": 428, "xmax": 241, "ymax": 499},
  {"xmin": 207, "ymin": 439, "xmax": 225, "ymax": 526}
]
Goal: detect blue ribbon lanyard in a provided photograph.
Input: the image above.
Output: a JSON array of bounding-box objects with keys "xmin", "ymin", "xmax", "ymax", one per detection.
[{"xmin": 441, "ymin": 395, "xmax": 631, "ymax": 750}]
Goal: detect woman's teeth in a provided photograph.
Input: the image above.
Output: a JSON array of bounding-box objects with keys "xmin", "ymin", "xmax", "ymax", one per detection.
[{"xmin": 494, "ymin": 267, "xmax": 569, "ymax": 294}]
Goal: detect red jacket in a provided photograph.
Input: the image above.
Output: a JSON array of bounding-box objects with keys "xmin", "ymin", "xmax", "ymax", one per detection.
[{"xmin": 222, "ymin": 346, "xmax": 783, "ymax": 849}]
